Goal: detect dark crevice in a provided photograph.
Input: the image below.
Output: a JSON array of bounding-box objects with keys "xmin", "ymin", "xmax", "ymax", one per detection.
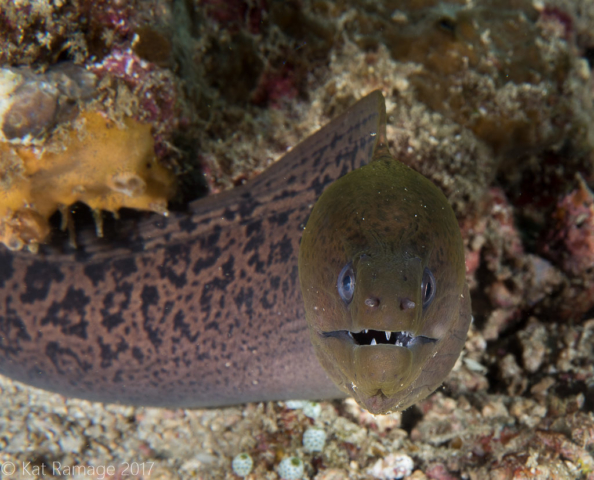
[
  {"xmin": 400, "ymin": 405, "xmax": 423, "ymax": 434},
  {"xmin": 584, "ymin": 47, "xmax": 594, "ymax": 69}
]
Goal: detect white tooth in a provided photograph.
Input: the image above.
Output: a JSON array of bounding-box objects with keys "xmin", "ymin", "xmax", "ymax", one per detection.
[
  {"xmin": 370, "ymin": 338, "xmax": 377, "ymax": 346},
  {"xmin": 347, "ymin": 332, "xmax": 353, "ymax": 338},
  {"xmin": 364, "ymin": 329, "xmax": 369, "ymax": 334},
  {"xmin": 386, "ymin": 331, "xmax": 391, "ymax": 341}
]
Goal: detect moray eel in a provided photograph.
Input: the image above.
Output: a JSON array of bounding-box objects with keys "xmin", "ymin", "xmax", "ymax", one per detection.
[
  {"xmin": 299, "ymin": 97, "xmax": 471, "ymax": 414},
  {"xmin": 0, "ymin": 91, "xmax": 470, "ymax": 413}
]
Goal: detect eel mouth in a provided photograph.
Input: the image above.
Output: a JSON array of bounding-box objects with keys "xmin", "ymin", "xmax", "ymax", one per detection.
[{"xmin": 323, "ymin": 330, "xmax": 437, "ymax": 347}]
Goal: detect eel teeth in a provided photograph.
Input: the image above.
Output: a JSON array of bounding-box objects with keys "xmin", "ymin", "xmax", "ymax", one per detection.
[
  {"xmin": 325, "ymin": 329, "xmax": 436, "ymax": 347},
  {"xmin": 348, "ymin": 329, "xmax": 416, "ymax": 347}
]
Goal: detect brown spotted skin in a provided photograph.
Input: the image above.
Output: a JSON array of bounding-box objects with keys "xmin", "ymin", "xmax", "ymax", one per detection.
[{"xmin": 0, "ymin": 92, "xmax": 384, "ymax": 407}]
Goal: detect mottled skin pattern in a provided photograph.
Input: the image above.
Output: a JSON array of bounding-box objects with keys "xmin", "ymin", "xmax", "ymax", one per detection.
[
  {"xmin": 0, "ymin": 93, "xmax": 385, "ymax": 407},
  {"xmin": 300, "ymin": 113, "xmax": 471, "ymax": 414}
]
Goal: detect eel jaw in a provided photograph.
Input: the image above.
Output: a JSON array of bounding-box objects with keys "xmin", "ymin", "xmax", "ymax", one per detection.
[
  {"xmin": 359, "ymin": 389, "xmax": 401, "ymax": 415},
  {"xmin": 315, "ymin": 329, "xmax": 440, "ymax": 414},
  {"xmin": 323, "ymin": 329, "xmax": 437, "ymax": 347}
]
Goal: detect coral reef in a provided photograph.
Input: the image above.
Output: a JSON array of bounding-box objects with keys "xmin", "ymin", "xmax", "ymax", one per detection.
[
  {"xmin": 1, "ymin": 0, "xmax": 594, "ymax": 479},
  {"xmin": 0, "ymin": 0, "xmax": 181, "ymax": 251},
  {"xmin": 0, "ymin": 64, "xmax": 96, "ymax": 144},
  {"xmin": 369, "ymin": 453, "xmax": 414, "ymax": 479},
  {"xmin": 541, "ymin": 174, "xmax": 594, "ymax": 276},
  {"xmin": 347, "ymin": 0, "xmax": 582, "ymax": 156},
  {"xmin": 0, "ymin": 67, "xmax": 175, "ymax": 251}
]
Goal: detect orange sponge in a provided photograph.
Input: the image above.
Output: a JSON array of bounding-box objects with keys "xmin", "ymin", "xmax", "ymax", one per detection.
[{"xmin": 0, "ymin": 111, "xmax": 175, "ymax": 251}]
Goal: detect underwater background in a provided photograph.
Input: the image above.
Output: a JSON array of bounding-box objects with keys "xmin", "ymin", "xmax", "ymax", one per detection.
[{"xmin": 0, "ymin": 0, "xmax": 593, "ymax": 478}]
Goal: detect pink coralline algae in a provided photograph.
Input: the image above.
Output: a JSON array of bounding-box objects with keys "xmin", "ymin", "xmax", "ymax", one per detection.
[
  {"xmin": 251, "ymin": 67, "xmax": 300, "ymax": 108},
  {"xmin": 541, "ymin": 5, "xmax": 574, "ymax": 41},
  {"xmin": 463, "ymin": 187, "xmax": 524, "ymax": 283},
  {"xmin": 201, "ymin": 0, "xmax": 266, "ymax": 34},
  {"xmin": 487, "ymin": 188, "xmax": 525, "ymax": 259},
  {"xmin": 89, "ymin": 48, "xmax": 179, "ymax": 162},
  {"xmin": 90, "ymin": 49, "xmax": 176, "ymax": 125},
  {"xmin": 541, "ymin": 174, "xmax": 594, "ymax": 277}
]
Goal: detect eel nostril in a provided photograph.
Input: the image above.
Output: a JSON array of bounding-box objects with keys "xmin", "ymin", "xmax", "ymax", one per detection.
[
  {"xmin": 400, "ymin": 298, "xmax": 415, "ymax": 311},
  {"xmin": 364, "ymin": 297, "xmax": 380, "ymax": 308}
]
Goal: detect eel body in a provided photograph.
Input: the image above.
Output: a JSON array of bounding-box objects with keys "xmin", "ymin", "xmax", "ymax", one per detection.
[{"xmin": 0, "ymin": 93, "xmax": 385, "ymax": 407}]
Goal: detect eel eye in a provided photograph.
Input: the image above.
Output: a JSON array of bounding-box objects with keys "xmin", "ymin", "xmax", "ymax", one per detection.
[
  {"xmin": 337, "ymin": 262, "xmax": 355, "ymax": 304},
  {"xmin": 421, "ymin": 267, "xmax": 436, "ymax": 308}
]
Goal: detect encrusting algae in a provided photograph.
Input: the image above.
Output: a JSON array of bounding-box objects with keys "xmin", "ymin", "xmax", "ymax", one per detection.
[{"xmin": 0, "ymin": 65, "xmax": 175, "ymax": 252}]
